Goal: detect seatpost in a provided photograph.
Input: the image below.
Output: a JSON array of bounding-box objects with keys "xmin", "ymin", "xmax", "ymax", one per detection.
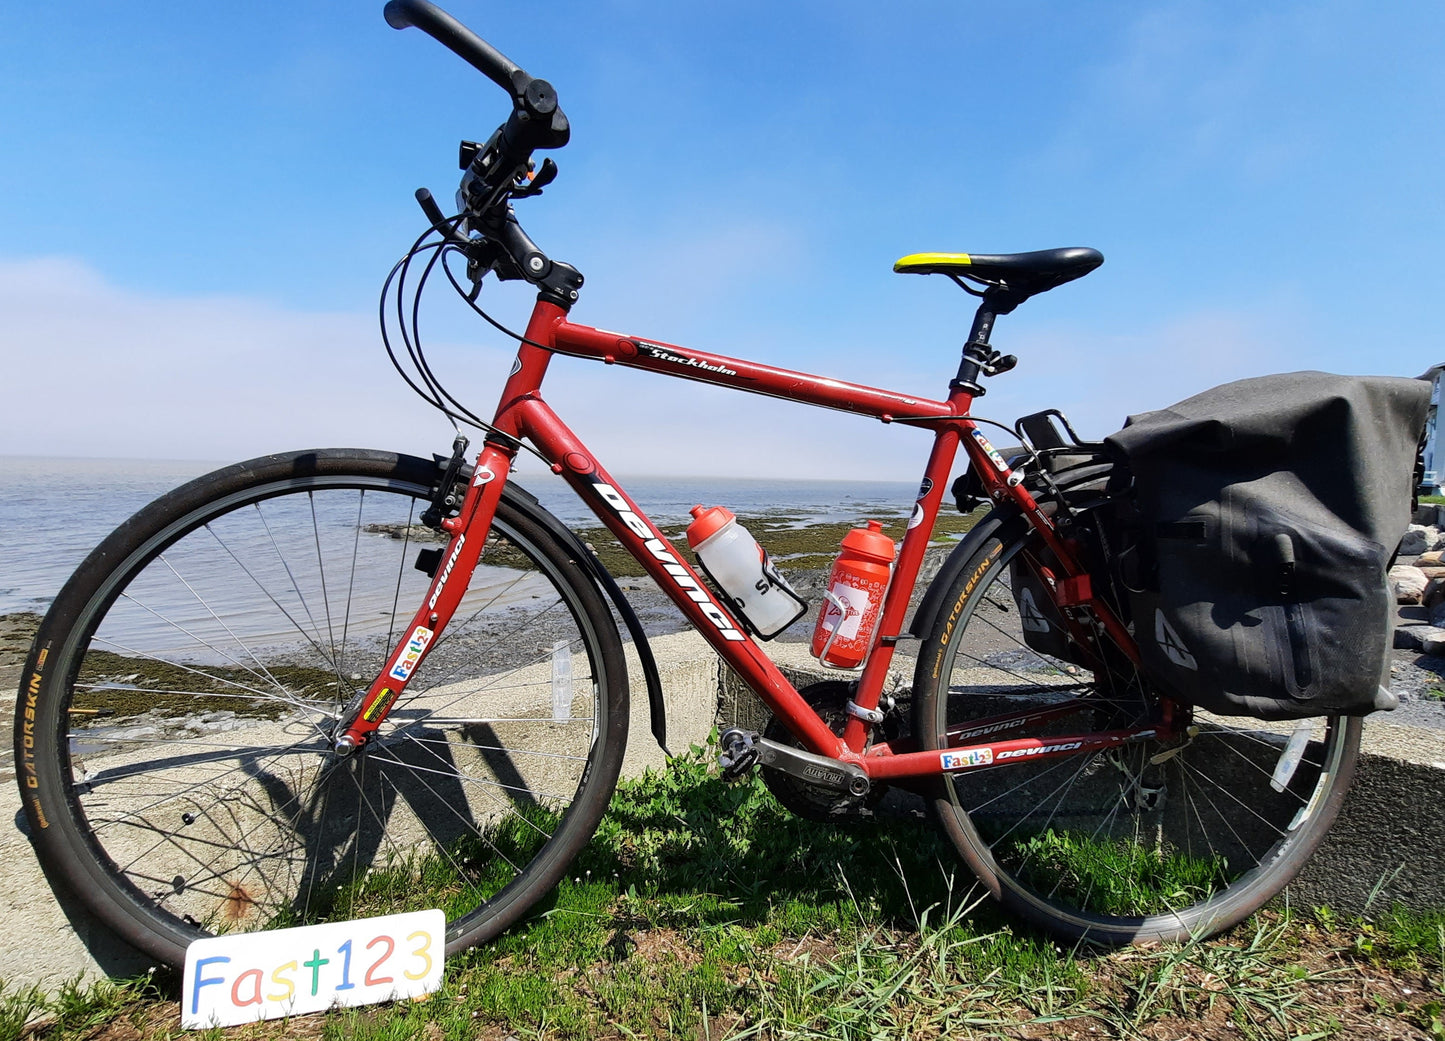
[
  {"xmin": 951, "ymin": 286, "xmax": 1021, "ymax": 396},
  {"xmin": 951, "ymin": 299, "xmax": 999, "ymax": 396}
]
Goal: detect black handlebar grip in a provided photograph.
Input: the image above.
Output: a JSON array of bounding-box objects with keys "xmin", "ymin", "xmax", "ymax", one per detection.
[{"xmin": 383, "ymin": 0, "xmax": 528, "ymax": 97}]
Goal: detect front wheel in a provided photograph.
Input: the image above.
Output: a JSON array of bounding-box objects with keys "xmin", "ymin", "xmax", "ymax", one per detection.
[
  {"xmin": 16, "ymin": 449, "xmax": 629, "ymax": 967},
  {"xmin": 912, "ymin": 518, "xmax": 1359, "ymax": 944}
]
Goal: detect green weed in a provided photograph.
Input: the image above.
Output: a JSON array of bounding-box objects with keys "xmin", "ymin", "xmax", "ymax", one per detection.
[
  {"xmin": 0, "ymin": 982, "xmax": 47, "ymax": 1040},
  {"xmin": 1007, "ymin": 828, "xmax": 1230, "ymax": 917}
]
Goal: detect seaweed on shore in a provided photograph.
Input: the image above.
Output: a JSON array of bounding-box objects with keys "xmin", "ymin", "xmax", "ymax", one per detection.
[
  {"xmin": 563, "ymin": 507, "xmax": 983, "ymax": 577},
  {"xmin": 71, "ymin": 650, "xmax": 341, "ymax": 721}
]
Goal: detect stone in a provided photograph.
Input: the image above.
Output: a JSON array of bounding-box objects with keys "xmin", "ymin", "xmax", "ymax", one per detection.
[
  {"xmin": 1400, "ymin": 525, "xmax": 1432, "ymax": 556},
  {"xmin": 1432, "ymin": 600, "xmax": 1445, "ymax": 629},
  {"xmin": 1391, "ymin": 564, "xmax": 1428, "ymax": 604},
  {"xmin": 1426, "ymin": 576, "xmax": 1445, "ymax": 610},
  {"xmin": 1419, "ymin": 566, "xmax": 1445, "ymax": 581},
  {"xmin": 1395, "ymin": 625, "xmax": 1445, "ymax": 651},
  {"xmin": 1423, "ymin": 631, "xmax": 1445, "ymax": 657},
  {"xmin": 1416, "ymin": 550, "xmax": 1445, "ymax": 567}
]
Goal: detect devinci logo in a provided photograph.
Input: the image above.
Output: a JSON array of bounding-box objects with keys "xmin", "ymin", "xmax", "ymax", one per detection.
[
  {"xmin": 427, "ymin": 535, "xmax": 466, "ymax": 610},
  {"xmin": 592, "ymin": 481, "xmax": 745, "ymax": 641}
]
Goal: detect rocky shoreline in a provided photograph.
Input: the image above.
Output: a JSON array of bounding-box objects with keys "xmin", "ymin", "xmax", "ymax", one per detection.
[{"xmin": 5, "ymin": 509, "xmax": 1443, "ymax": 730}]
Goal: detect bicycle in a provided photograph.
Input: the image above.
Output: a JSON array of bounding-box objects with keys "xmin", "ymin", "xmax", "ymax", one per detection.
[{"xmin": 14, "ymin": 0, "xmax": 1358, "ymax": 969}]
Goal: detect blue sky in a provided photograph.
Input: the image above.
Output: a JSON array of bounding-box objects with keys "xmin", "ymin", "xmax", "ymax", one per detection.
[{"xmin": 2, "ymin": 0, "xmax": 1441, "ymax": 479}]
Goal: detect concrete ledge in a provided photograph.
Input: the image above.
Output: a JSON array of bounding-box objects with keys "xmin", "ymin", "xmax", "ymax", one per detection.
[
  {"xmin": 1288, "ymin": 721, "xmax": 1445, "ymax": 911},
  {"xmin": 3, "ymin": 632, "xmax": 1441, "ymax": 992}
]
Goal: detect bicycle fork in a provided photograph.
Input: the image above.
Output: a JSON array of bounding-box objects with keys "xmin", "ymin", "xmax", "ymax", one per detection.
[{"xmin": 333, "ymin": 437, "xmax": 518, "ymax": 752}]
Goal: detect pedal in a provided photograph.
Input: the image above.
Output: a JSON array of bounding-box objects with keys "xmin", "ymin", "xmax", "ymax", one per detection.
[{"xmin": 718, "ymin": 728, "xmax": 760, "ymax": 780}]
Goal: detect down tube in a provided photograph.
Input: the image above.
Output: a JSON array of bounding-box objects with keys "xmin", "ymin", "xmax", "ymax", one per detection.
[{"xmin": 511, "ymin": 397, "xmax": 852, "ymax": 761}]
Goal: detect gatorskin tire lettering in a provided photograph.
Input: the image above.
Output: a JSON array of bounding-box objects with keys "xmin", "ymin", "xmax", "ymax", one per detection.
[
  {"xmin": 23, "ymin": 674, "xmax": 42, "ymax": 790},
  {"xmin": 22, "ymin": 646, "xmax": 49, "ymax": 808},
  {"xmin": 931, "ymin": 545, "xmax": 1001, "ymax": 679}
]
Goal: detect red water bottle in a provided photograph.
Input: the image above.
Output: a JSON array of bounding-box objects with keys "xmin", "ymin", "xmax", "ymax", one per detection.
[{"xmin": 811, "ymin": 520, "xmax": 896, "ymax": 668}]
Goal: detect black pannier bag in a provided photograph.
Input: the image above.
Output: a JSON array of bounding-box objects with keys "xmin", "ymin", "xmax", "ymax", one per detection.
[{"xmin": 1104, "ymin": 371, "xmax": 1430, "ymax": 720}]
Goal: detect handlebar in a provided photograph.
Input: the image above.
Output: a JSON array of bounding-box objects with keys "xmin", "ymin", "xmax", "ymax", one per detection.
[
  {"xmin": 384, "ymin": 0, "xmax": 569, "ymax": 157},
  {"xmin": 383, "ymin": 0, "xmax": 523, "ymax": 96},
  {"xmin": 386, "ymin": 0, "xmax": 583, "ymax": 307}
]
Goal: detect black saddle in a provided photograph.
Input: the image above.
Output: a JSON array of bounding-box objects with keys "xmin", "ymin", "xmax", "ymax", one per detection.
[{"xmin": 894, "ymin": 247, "xmax": 1103, "ymax": 307}]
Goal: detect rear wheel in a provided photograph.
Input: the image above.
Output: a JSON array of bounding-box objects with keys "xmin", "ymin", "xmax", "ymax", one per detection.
[
  {"xmin": 912, "ymin": 518, "xmax": 1359, "ymax": 944},
  {"xmin": 17, "ymin": 449, "xmax": 628, "ymax": 967}
]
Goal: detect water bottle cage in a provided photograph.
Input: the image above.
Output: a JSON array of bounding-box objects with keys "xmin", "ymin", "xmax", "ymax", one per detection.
[{"xmin": 817, "ymin": 589, "xmax": 858, "ymax": 666}]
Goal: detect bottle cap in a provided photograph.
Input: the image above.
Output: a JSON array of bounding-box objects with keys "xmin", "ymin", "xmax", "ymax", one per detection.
[
  {"xmin": 686, "ymin": 504, "xmax": 736, "ymax": 547},
  {"xmin": 841, "ymin": 519, "xmax": 896, "ymax": 562}
]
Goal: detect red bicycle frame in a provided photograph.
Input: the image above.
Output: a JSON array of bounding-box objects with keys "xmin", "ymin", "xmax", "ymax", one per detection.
[{"xmin": 339, "ymin": 298, "xmax": 1152, "ymax": 781}]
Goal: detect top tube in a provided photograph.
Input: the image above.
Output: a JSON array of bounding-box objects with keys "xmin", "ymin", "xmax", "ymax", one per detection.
[{"xmin": 549, "ymin": 320, "xmax": 960, "ymax": 426}]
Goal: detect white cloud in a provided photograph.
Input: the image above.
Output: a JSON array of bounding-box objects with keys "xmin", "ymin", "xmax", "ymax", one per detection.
[
  {"xmin": 0, "ymin": 256, "xmax": 462, "ymax": 461},
  {"xmin": 1, "ymin": 256, "xmax": 1353, "ymax": 487},
  {"xmin": 0, "ymin": 255, "xmax": 927, "ymax": 480}
]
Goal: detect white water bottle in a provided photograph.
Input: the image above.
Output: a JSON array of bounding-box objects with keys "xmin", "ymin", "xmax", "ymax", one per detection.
[{"xmin": 686, "ymin": 505, "xmax": 808, "ymax": 639}]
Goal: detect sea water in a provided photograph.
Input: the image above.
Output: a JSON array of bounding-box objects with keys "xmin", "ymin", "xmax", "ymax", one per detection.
[{"xmin": 0, "ymin": 456, "xmax": 919, "ymax": 617}]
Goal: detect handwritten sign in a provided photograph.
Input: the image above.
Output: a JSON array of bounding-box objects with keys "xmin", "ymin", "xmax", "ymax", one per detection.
[{"xmin": 181, "ymin": 909, "xmax": 444, "ymax": 1028}]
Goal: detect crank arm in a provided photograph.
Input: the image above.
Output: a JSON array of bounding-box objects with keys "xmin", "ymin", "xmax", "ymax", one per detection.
[{"xmin": 755, "ymin": 737, "xmax": 870, "ymax": 797}]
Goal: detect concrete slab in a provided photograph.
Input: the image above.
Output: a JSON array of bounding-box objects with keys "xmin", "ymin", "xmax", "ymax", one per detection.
[
  {"xmin": 2, "ymin": 623, "xmax": 1442, "ymax": 996},
  {"xmin": 1289, "ymin": 719, "xmax": 1445, "ymax": 912}
]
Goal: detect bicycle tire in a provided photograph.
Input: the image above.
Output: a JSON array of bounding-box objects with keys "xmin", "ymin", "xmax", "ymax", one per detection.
[
  {"xmin": 16, "ymin": 448, "xmax": 628, "ymax": 967},
  {"xmin": 912, "ymin": 514, "xmax": 1360, "ymax": 944}
]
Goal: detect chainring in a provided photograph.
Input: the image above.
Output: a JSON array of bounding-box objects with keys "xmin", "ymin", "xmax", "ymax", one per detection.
[{"xmin": 761, "ymin": 680, "xmax": 902, "ymax": 823}]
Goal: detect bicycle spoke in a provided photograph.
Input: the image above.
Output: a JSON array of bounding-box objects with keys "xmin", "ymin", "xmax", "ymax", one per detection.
[
  {"xmin": 308, "ymin": 491, "xmax": 348, "ymax": 698},
  {"xmin": 338, "ymin": 490, "xmax": 367, "ymax": 682},
  {"xmin": 247, "ymin": 506, "xmax": 339, "ymax": 676},
  {"xmin": 154, "ymin": 554, "xmax": 295, "ymax": 697},
  {"xmin": 86, "ymin": 633, "xmax": 334, "ymax": 745}
]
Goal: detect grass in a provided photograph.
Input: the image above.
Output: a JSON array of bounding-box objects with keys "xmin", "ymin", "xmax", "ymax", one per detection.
[
  {"xmin": 9, "ymin": 745, "xmax": 1444, "ymax": 1041},
  {"xmin": 1007, "ymin": 830, "xmax": 1231, "ymax": 918}
]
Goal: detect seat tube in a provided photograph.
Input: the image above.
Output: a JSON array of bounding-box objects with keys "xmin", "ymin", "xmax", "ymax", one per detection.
[{"xmin": 842, "ymin": 419, "xmax": 964, "ymax": 752}]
